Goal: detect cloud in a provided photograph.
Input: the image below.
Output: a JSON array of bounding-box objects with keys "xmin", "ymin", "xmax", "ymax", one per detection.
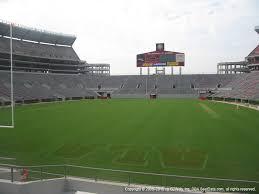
[
  {"xmin": 209, "ymin": 1, "xmax": 221, "ymax": 8},
  {"xmin": 0, "ymin": 0, "xmax": 258, "ymax": 75},
  {"xmin": 164, "ymin": 11, "xmax": 192, "ymax": 22}
]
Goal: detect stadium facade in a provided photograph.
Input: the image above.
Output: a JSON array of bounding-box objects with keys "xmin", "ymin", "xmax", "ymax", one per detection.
[
  {"xmin": 255, "ymin": 25, "xmax": 259, "ymax": 34},
  {"xmin": 0, "ymin": 20, "xmax": 110, "ymax": 75},
  {"xmin": 217, "ymin": 26, "xmax": 259, "ymax": 74},
  {"xmin": 0, "ymin": 21, "xmax": 259, "ymax": 106}
]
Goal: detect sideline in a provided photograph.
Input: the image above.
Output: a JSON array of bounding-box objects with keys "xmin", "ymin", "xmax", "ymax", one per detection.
[
  {"xmin": 211, "ymin": 100, "xmax": 259, "ymax": 112},
  {"xmin": 0, "ymin": 157, "xmax": 16, "ymax": 160},
  {"xmin": 0, "ymin": 98, "xmax": 91, "ymax": 109}
]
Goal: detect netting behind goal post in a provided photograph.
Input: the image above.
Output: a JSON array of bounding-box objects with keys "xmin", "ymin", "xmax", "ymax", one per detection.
[{"xmin": 0, "ymin": 23, "xmax": 14, "ymax": 128}]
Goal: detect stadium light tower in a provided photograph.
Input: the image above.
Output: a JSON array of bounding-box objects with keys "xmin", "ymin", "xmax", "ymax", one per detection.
[{"xmin": 255, "ymin": 26, "xmax": 259, "ymax": 34}]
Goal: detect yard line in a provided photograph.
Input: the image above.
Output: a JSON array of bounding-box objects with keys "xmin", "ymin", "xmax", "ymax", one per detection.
[
  {"xmin": 199, "ymin": 103, "xmax": 219, "ymax": 118},
  {"xmin": 0, "ymin": 157, "xmax": 16, "ymax": 160}
]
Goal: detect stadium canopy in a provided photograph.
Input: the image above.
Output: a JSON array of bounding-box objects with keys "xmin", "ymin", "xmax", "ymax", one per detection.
[
  {"xmin": 0, "ymin": 20, "xmax": 76, "ymax": 46},
  {"xmin": 255, "ymin": 26, "xmax": 259, "ymax": 34}
]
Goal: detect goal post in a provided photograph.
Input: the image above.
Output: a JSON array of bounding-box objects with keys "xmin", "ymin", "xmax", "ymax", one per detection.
[{"xmin": 0, "ymin": 23, "xmax": 14, "ymax": 128}]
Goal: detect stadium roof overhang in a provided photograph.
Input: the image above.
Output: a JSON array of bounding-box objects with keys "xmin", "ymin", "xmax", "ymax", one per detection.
[{"xmin": 0, "ymin": 20, "xmax": 76, "ymax": 46}]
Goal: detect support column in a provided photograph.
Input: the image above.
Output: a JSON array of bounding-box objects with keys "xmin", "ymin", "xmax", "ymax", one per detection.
[
  {"xmin": 145, "ymin": 77, "xmax": 148, "ymax": 95},
  {"xmin": 155, "ymin": 76, "xmax": 158, "ymax": 94},
  {"xmin": 171, "ymin": 67, "xmax": 174, "ymax": 75},
  {"xmin": 148, "ymin": 67, "xmax": 150, "ymax": 75},
  {"xmin": 10, "ymin": 23, "xmax": 14, "ymax": 127},
  {"xmin": 140, "ymin": 67, "xmax": 142, "ymax": 75},
  {"xmin": 179, "ymin": 67, "xmax": 182, "ymax": 75}
]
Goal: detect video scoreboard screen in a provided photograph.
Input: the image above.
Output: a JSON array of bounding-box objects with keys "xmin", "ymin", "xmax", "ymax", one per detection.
[{"xmin": 137, "ymin": 52, "xmax": 185, "ymax": 67}]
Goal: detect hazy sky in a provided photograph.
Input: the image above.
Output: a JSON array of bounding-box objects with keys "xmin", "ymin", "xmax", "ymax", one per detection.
[{"xmin": 0, "ymin": 0, "xmax": 258, "ymax": 75}]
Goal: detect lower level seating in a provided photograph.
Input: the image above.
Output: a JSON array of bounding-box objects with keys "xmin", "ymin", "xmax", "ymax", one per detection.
[{"xmin": 1, "ymin": 71, "xmax": 255, "ymax": 103}]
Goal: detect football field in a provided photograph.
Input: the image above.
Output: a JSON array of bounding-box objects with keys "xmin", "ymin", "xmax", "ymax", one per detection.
[{"xmin": 0, "ymin": 99, "xmax": 259, "ymax": 187}]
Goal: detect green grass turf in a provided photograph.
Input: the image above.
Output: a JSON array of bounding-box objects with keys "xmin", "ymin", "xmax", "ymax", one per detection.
[{"xmin": 0, "ymin": 99, "xmax": 259, "ymax": 187}]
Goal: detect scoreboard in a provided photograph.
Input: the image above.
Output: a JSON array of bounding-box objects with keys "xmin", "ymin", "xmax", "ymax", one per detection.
[
  {"xmin": 137, "ymin": 52, "xmax": 185, "ymax": 67},
  {"xmin": 137, "ymin": 43, "xmax": 185, "ymax": 67}
]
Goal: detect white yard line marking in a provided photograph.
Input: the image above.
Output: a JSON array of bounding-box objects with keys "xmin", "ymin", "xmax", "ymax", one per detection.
[
  {"xmin": 0, "ymin": 157, "xmax": 16, "ymax": 160},
  {"xmin": 0, "ymin": 125, "xmax": 14, "ymax": 128},
  {"xmin": 199, "ymin": 103, "xmax": 219, "ymax": 118},
  {"xmin": 201, "ymin": 154, "xmax": 209, "ymax": 170}
]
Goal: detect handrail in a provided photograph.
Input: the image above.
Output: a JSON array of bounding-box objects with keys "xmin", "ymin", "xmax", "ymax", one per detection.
[
  {"xmin": 1, "ymin": 163, "xmax": 259, "ymax": 184},
  {"xmin": 66, "ymin": 164, "xmax": 259, "ymax": 184},
  {"xmin": 0, "ymin": 163, "xmax": 63, "ymax": 168},
  {"xmin": 29, "ymin": 169, "xmax": 64, "ymax": 178}
]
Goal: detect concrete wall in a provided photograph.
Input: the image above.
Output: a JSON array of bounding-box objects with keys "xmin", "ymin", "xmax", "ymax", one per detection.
[
  {"xmin": 112, "ymin": 94, "xmax": 198, "ymax": 99},
  {"xmin": 0, "ymin": 178, "xmax": 65, "ymax": 194},
  {"xmin": 0, "ymin": 169, "xmax": 20, "ymax": 182},
  {"xmin": 112, "ymin": 94, "xmax": 148, "ymax": 99},
  {"xmin": 0, "ymin": 177, "xmax": 201, "ymax": 194},
  {"xmin": 66, "ymin": 177, "xmax": 198, "ymax": 194}
]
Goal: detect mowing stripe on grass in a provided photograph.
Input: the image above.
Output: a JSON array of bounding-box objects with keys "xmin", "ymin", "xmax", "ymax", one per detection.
[{"xmin": 201, "ymin": 154, "xmax": 209, "ymax": 170}]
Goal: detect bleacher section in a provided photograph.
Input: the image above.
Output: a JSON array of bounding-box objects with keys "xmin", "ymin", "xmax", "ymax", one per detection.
[
  {"xmin": 0, "ymin": 71, "xmax": 245, "ymax": 104},
  {"xmin": 0, "ymin": 21, "xmax": 85, "ymax": 74},
  {"xmin": 212, "ymin": 71, "xmax": 259, "ymax": 100},
  {"xmin": 0, "ymin": 71, "xmax": 96, "ymax": 104},
  {"xmin": 0, "ymin": 37, "xmax": 79, "ymax": 61}
]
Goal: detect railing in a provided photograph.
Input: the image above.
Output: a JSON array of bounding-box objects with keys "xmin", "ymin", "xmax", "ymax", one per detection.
[
  {"xmin": 0, "ymin": 163, "xmax": 259, "ymax": 191},
  {"xmin": 208, "ymin": 96, "xmax": 259, "ymax": 110},
  {"xmin": 0, "ymin": 164, "xmax": 65, "ymax": 182}
]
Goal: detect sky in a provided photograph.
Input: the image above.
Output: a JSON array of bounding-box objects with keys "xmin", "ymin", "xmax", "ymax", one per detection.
[{"xmin": 0, "ymin": 0, "xmax": 258, "ymax": 75}]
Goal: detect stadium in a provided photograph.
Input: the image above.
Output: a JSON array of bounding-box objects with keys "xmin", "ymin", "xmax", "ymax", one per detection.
[{"xmin": 0, "ymin": 19, "xmax": 259, "ymax": 194}]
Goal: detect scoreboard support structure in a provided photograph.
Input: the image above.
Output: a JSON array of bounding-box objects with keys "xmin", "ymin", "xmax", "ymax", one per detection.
[
  {"xmin": 139, "ymin": 66, "xmax": 180, "ymax": 76},
  {"xmin": 137, "ymin": 43, "xmax": 185, "ymax": 76},
  {"xmin": 155, "ymin": 67, "xmax": 165, "ymax": 75}
]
